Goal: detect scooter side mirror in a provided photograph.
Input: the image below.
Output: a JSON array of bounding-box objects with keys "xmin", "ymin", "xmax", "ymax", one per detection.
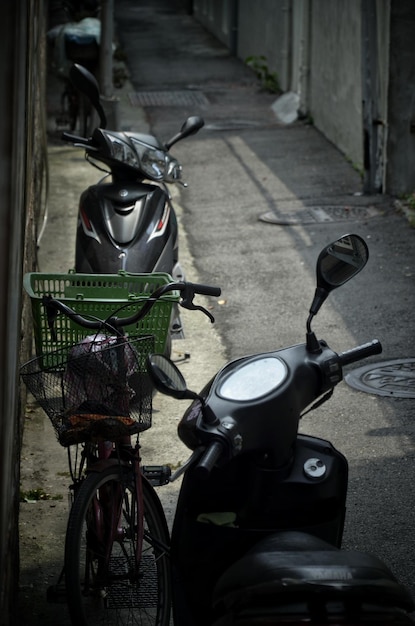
[
  {"xmin": 309, "ymin": 233, "xmax": 369, "ymax": 318},
  {"xmin": 165, "ymin": 116, "xmax": 205, "ymax": 150},
  {"xmin": 147, "ymin": 353, "xmax": 200, "ymax": 401},
  {"xmin": 306, "ymin": 234, "xmax": 369, "ymax": 352},
  {"xmin": 317, "ymin": 233, "xmax": 369, "ymax": 291},
  {"xmin": 69, "ymin": 63, "xmax": 107, "ymax": 129}
]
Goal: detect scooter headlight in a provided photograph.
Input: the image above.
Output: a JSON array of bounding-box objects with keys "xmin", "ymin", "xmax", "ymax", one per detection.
[
  {"xmin": 107, "ymin": 135, "xmax": 139, "ymax": 167},
  {"xmin": 140, "ymin": 148, "xmax": 167, "ymax": 180}
]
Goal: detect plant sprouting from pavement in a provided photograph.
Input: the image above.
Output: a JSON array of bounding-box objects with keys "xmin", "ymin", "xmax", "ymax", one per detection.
[{"xmin": 245, "ymin": 55, "xmax": 280, "ymax": 93}]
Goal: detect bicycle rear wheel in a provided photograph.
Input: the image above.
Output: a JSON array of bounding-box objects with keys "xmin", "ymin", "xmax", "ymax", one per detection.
[{"xmin": 65, "ymin": 464, "xmax": 171, "ymax": 625}]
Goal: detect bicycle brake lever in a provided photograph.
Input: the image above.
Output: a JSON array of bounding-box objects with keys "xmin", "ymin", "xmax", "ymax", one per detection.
[
  {"xmin": 193, "ymin": 304, "xmax": 215, "ymax": 323},
  {"xmin": 180, "ymin": 286, "xmax": 215, "ymax": 323}
]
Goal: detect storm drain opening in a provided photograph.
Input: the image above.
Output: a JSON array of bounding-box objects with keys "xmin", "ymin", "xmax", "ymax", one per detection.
[
  {"xmin": 345, "ymin": 359, "xmax": 415, "ymax": 399},
  {"xmin": 259, "ymin": 205, "xmax": 380, "ymax": 224},
  {"xmin": 129, "ymin": 91, "xmax": 210, "ymax": 107}
]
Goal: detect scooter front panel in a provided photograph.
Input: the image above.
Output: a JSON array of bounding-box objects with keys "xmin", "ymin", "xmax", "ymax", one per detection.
[{"xmin": 75, "ymin": 182, "xmax": 177, "ymax": 274}]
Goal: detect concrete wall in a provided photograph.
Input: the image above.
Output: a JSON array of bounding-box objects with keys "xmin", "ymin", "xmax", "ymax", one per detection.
[
  {"xmin": 386, "ymin": 0, "xmax": 415, "ymax": 195},
  {"xmin": 197, "ymin": 0, "xmax": 364, "ymax": 168},
  {"xmin": 237, "ymin": 0, "xmax": 291, "ymax": 90},
  {"xmin": 193, "ymin": 0, "xmax": 238, "ymax": 52},
  {"xmin": 0, "ymin": 1, "xmax": 46, "ymax": 622},
  {"xmin": 192, "ymin": 0, "xmax": 415, "ymax": 195},
  {"xmin": 308, "ymin": 0, "xmax": 362, "ymax": 168}
]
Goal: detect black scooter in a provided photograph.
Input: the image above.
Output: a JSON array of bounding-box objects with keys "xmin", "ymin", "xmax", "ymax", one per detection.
[
  {"xmin": 148, "ymin": 234, "xmax": 414, "ymax": 625},
  {"xmin": 62, "ymin": 63, "xmax": 204, "ymax": 341}
]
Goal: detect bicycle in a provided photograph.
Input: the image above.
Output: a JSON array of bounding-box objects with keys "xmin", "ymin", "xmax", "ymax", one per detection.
[
  {"xmin": 48, "ymin": 14, "xmax": 100, "ymax": 136},
  {"xmin": 21, "ymin": 272, "xmax": 220, "ymax": 626}
]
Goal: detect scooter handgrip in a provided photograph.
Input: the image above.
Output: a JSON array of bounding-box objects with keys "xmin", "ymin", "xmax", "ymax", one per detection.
[
  {"xmin": 338, "ymin": 339, "xmax": 382, "ymax": 366},
  {"xmin": 189, "ymin": 282, "xmax": 221, "ymax": 297},
  {"xmin": 195, "ymin": 441, "xmax": 224, "ymax": 479}
]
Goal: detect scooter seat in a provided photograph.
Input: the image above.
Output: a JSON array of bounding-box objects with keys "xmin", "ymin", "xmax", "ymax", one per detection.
[{"xmin": 213, "ymin": 531, "xmax": 414, "ymax": 617}]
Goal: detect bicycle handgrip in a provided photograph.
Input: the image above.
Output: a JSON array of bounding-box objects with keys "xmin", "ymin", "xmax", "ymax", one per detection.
[
  {"xmin": 195, "ymin": 441, "xmax": 224, "ymax": 480},
  {"xmin": 338, "ymin": 339, "xmax": 382, "ymax": 366},
  {"xmin": 186, "ymin": 282, "xmax": 221, "ymax": 297}
]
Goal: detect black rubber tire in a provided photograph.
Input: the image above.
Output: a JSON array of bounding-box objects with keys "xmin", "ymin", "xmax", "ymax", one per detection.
[{"xmin": 64, "ymin": 465, "xmax": 171, "ymax": 625}]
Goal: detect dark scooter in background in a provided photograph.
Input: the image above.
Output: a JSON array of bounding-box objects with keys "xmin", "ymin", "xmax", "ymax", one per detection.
[
  {"xmin": 148, "ymin": 234, "xmax": 415, "ymax": 625},
  {"xmin": 62, "ymin": 63, "xmax": 204, "ymax": 344}
]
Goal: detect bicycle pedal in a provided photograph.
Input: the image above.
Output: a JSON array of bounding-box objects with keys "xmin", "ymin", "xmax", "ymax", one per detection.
[
  {"xmin": 47, "ymin": 583, "xmax": 67, "ymax": 604},
  {"xmin": 142, "ymin": 465, "xmax": 171, "ymax": 486}
]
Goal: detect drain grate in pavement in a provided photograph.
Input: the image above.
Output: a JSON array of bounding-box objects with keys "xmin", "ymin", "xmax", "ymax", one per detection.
[
  {"xmin": 345, "ymin": 359, "xmax": 415, "ymax": 398},
  {"xmin": 205, "ymin": 120, "xmax": 264, "ymax": 130},
  {"xmin": 129, "ymin": 91, "xmax": 209, "ymax": 107},
  {"xmin": 259, "ymin": 205, "xmax": 379, "ymax": 225}
]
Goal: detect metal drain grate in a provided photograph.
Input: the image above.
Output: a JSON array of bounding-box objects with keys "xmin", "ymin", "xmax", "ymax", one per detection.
[
  {"xmin": 345, "ymin": 359, "xmax": 415, "ymax": 398},
  {"xmin": 259, "ymin": 205, "xmax": 379, "ymax": 225},
  {"xmin": 129, "ymin": 91, "xmax": 209, "ymax": 107}
]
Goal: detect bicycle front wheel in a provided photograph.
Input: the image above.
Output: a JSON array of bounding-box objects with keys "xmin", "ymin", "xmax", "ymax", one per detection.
[{"xmin": 65, "ymin": 464, "xmax": 171, "ymax": 626}]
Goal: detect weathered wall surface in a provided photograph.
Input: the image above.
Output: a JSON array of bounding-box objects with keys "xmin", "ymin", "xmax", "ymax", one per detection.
[
  {"xmin": 237, "ymin": 0, "xmax": 291, "ymax": 90},
  {"xmin": 193, "ymin": 0, "xmax": 238, "ymax": 51},
  {"xmin": 196, "ymin": 0, "xmax": 364, "ymax": 169},
  {"xmin": 0, "ymin": 1, "xmax": 46, "ymax": 623},
  {"xmin": 308, "ymin": 0, "xmax": 362, "ymax": 168},
  {"xmin": 193, "ymin": 0, "xmax": 415, "ymax": 195},
  {"xmin": 386, "ymin": 0, "xmax": 415, "ymax": 195}
]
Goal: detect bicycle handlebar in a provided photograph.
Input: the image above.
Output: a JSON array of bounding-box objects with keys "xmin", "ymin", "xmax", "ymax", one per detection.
[
  {"xmin": 43, "ymin": 280, "xmax": 222, "ymax": 336},
  {"xmin": 187, "ymin": 283, "xmax": 221, "ymax": 297}
]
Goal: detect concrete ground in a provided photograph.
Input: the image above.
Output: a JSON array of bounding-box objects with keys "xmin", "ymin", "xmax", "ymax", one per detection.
[{"xmin": 18, "ymin": 0, "xmax": 415, "ymax": 624}]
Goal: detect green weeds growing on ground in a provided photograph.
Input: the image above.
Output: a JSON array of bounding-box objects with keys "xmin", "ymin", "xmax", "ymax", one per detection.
[
  {"xmin": 20, "ymin": 487, "xmax": 63, "ymax": 502},
  {"xmin": 401, "ymin": 192, "xmax": 415, "ymax": 227},
  {"xmin": 245, "ymin": 55, "xmax": 280, "ymax": 93}
]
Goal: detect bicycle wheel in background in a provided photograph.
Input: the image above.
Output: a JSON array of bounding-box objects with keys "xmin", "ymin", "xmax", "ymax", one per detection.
[{"xmin": 65, "ymin": 464, "xmax": 171, "ymax": 626}]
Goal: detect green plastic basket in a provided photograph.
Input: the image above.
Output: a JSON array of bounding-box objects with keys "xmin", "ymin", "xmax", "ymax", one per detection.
[{"xmin": 24, "ymin": 271, "xmax": 178, "ymax": 357}]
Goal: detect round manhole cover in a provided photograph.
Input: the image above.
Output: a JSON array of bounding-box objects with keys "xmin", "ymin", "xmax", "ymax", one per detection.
[{"xmin": 345, "ymin": 359, "xmax": 415, "ymax": 398}]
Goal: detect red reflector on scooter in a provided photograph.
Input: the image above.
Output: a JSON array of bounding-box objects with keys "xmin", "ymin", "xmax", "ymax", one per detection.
[{"xmin": 80, "ymin": 206, "xmax": 92, "ymax": 231}]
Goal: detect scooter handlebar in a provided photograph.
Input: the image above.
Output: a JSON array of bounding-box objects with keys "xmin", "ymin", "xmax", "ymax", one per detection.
[
  {"xmin": 338, "ymin": 339, "xmax": 382, "ymax": 366},
  {"xmin": 61, "ymin": 131, "xmax": 92, "ymax": 146},
  {"xmin": 195, "ymin": 441, "xmax": 224, "ymax": 480}
]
